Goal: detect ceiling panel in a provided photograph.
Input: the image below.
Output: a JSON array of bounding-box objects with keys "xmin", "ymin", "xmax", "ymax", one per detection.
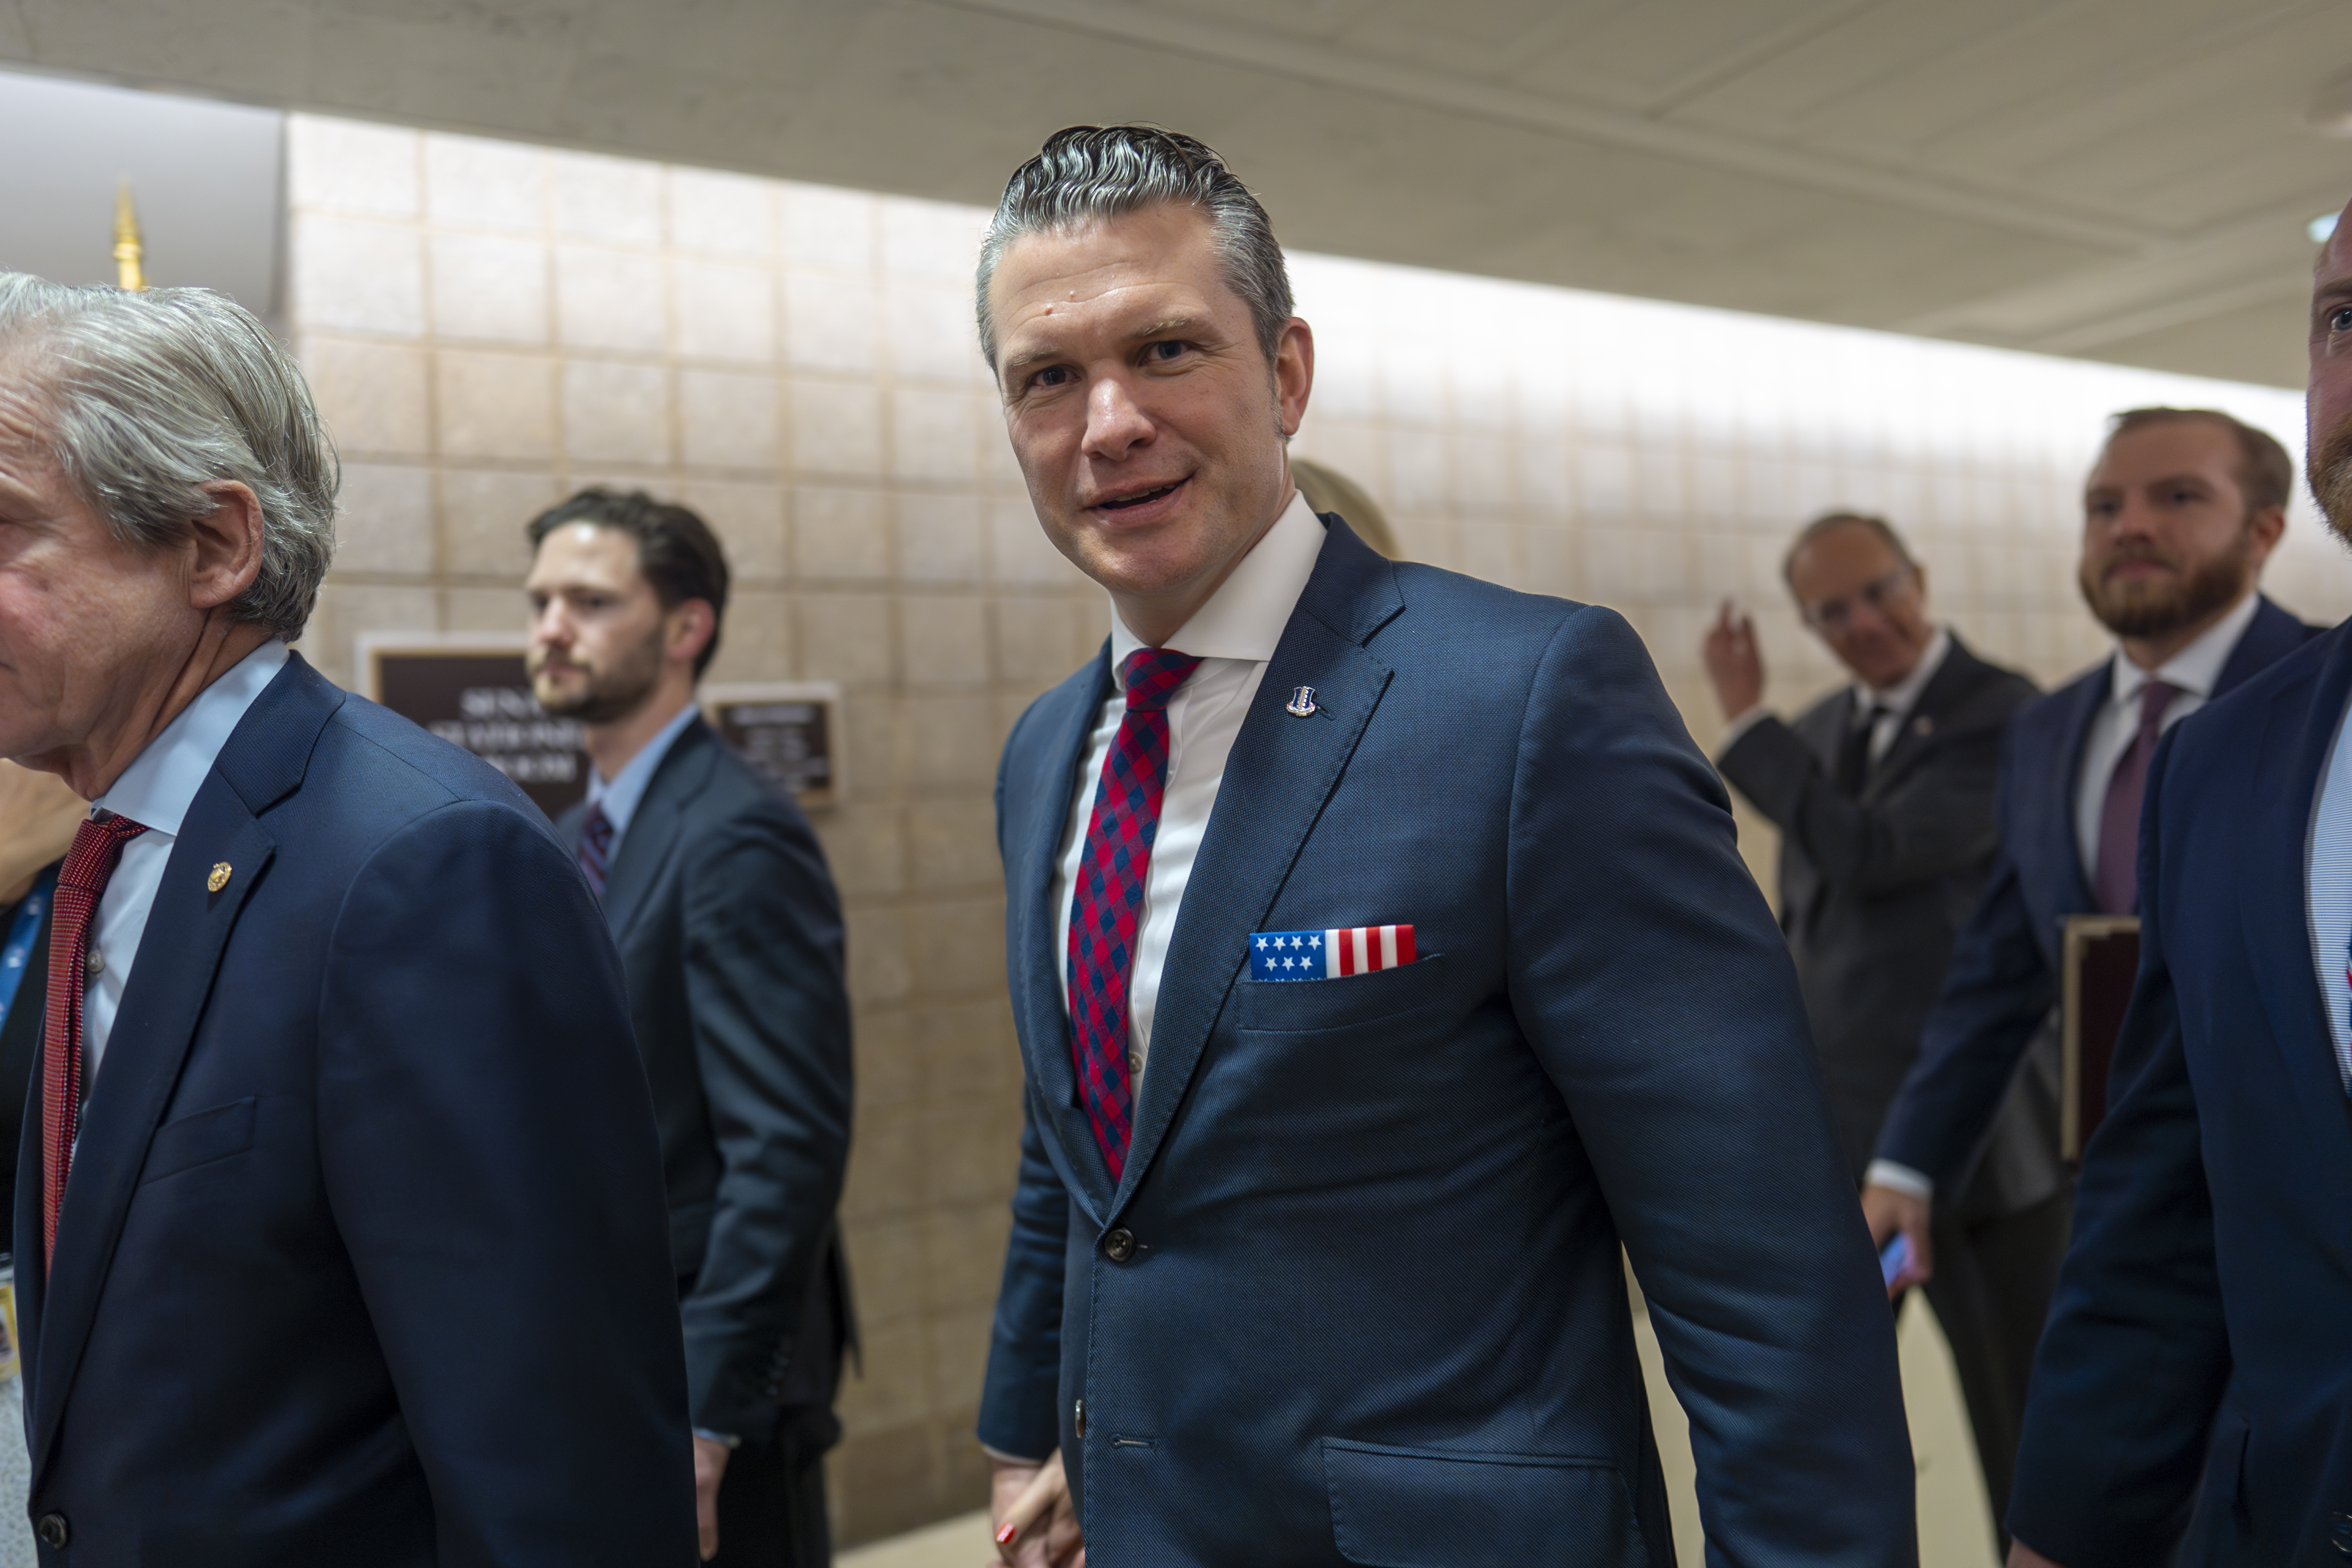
[{"xmin": 4, "ymin": 0, "xmax": 2346, "ymax": 385}]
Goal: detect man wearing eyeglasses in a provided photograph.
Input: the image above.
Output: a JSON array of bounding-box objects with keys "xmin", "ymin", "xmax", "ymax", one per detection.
[{"xmin": 1706, "ymin": 511, "xmax": 2040, "ymax": 1539}]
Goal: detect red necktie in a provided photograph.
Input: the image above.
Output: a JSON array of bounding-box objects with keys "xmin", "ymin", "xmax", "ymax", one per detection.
[
  {"xmin": 1067, "ymin": 648, "xmax": 1200, "ymax": 1181},
  {"xmin": 2093, "ymin": 679, "xmax": 2177, "ymax": 916},
  {"xmin": 43, "ymin": 813, "xmax": 148, "ymax": 1267}
]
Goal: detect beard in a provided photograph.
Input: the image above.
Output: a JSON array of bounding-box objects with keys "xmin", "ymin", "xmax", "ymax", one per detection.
[
  {"xmin": 529, "ymin": 626, "xmax": 664, "ymax": 724},
  {"xmin": 2077, "ymin": 523, "xmax": 2257, "ymax": 640},
  {"xmin": 2311, "ymin": 410, "xmax": 2352, "ymax": 542}
]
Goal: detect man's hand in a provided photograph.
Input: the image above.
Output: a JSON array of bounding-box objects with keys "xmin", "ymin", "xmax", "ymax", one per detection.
[
  {"xmin": 693, "ymin": 1435, "xmax": 730, "ymax": 1561},
  {"xmin": 1861, "ymin": 1182, "xmax": 1933, "ymax": 1296},
  {"xmin": 992, "ymin": 1450, "xmax": 1083, "ymax": 1567},
  {"xmin": 2007, "ymin": 1541, "xmax": 2067, "ymax": 1568},
  {"xmin": 1702, "ymin": 598, "xmax": 1766, "ymax": 721}
]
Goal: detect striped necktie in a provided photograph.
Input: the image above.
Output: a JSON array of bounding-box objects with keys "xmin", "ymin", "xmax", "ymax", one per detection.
[{"xmin": 577, "ymin": 803, "xmax": 615, "ymax": 902}]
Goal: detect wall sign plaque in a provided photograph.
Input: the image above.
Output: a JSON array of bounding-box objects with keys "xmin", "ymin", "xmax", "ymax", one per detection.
[
  {"xmin": 700, "ymin": 682, "xmax": 844, "ymax": 809},
  {"xmin": 357, "ymin": 633, "xmax": 587, "ymax": 819}
]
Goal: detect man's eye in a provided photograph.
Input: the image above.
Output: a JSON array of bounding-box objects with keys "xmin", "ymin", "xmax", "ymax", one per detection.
[
  {"xmin": 1030, "ymin": 366, "xmax": 1073, "ymax": 389},
  {"xmin": 1147, "ymin": 340, "xmax": 1187, "ymax": 361},
  {"xmin": 2334, "ymin": 305, "xmax": 2352, "ymax": 333}
]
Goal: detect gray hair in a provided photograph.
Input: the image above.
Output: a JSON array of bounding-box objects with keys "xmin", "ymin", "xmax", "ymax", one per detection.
[
  {"xmin": 0, "ymin": 275, "xmax": 338, "ymax": 641},
  {"xmin": 976, "ymin": 125, "xmax": 1294, "ymax": 372}
]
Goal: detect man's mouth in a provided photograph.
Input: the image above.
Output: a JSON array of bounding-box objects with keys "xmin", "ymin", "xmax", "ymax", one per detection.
[{"xmin": 1094, "ymin": 476, "xmax": 1188, "ymax": 512}]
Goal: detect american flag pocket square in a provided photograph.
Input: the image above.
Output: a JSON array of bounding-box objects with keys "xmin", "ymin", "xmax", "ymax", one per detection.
[{"xmin": 1249, "ymin": 925, "xmax": 1416, "ymax": 981}]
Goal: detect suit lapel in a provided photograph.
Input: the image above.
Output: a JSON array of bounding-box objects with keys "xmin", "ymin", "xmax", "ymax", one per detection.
[
  {"xmin": 2043, "ymin": 667, "xmax": 2109, "ymax": 915},
  {"xmin": 31, "ymin": 655, "xmax": 338, "ymax": 1477},
  {"xmin": 1866, "ymin": 639, "xmax": 1984, "ymax": 795},
  {"xmin": 1013, "ymin": 651, "xmax": 1117, "ymax": 1220},
  {"xmin": 1112, "ymin": 523, "xmax": 1401, "ymax": 1214},
  {"xmin": 600, "ymin": 721, "xmax": 715, "ymax": 944},
  {"xmin": 2239, "ymin": 630, "xmax": 2351, "ymax": 1112}
]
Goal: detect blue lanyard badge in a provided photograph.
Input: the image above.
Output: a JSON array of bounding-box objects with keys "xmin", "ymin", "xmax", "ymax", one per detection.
[{"xmin": 0, "ymin": 867, "xmax": 58, "ymax": 1037}]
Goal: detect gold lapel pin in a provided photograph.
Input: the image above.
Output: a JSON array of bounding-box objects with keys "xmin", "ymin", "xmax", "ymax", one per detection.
[
  {"xmin": 1912, "ymin": 716, "xmax": 1934, "ymax": 737},
  {"xmin": 207, "ymin": 862, "xmax": 232, "ymax": 894},
  {"xmin": 1286, "ymin": 686, "xmax": 1318, "ymax": 717}
]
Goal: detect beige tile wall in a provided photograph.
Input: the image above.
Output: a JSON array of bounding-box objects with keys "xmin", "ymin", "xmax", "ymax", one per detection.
[{"xmin": 285, "ymin": 113, "xmax": 2352, "ymax": 1545}]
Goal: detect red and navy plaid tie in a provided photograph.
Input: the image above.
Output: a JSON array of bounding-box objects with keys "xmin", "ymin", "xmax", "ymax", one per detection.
[
  {"xmin": 43, "ymin": 812, "xmax": 147, "ymax": 1267},
  {"xmin": 577, "ymin": 803, "xmax": 614, "ymax": 902},
  {"xmin": 1067, "ymin": 647, "xmax": 1200, "ymax": 1181}
]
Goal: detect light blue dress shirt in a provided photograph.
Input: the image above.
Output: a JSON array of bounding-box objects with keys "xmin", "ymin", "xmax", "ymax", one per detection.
[{"xmin": 583, "ymin": 702, "xmax": 701, "ymax": 855}]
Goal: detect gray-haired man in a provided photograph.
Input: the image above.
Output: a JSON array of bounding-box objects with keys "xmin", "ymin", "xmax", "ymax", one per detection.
[
  {"xmin": 975, "ymin": 127, "xmax": 1914, "ymax": 1567},
  {"xmin": 0, "ymin": 276, "xmax": 693, "ymax": 1563}
]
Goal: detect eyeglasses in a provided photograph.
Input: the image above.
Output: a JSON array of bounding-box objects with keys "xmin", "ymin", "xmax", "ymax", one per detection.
[{"xmin": 1801, "ymin": 565, "xmax": 1916, "ymax": 635}]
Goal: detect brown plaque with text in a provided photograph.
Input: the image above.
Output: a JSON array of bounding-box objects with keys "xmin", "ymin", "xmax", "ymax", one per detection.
[
  {"xmin": 359, "ymin": 636, "xmax": 587, "ymax": 820},
  {"xmin": 701, "ymin": 682, "xmax": 843, "ymax": 808},
  {"xmin": 2062, "ymin": 914, "xmax": 2141, "ymax": 1161}
]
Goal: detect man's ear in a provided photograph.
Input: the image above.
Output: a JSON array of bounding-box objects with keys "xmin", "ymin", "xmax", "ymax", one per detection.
[
  {"xmin": 666, "ymin": 598, "xmax": 717, "ymax": 670},
  {"xmin": 2248, "ymin": 503, "xmax": 2288, "ymax": 564},
  {"xmin": 188, "ymin": 481, "xmax": 267, "ymax": 612}
]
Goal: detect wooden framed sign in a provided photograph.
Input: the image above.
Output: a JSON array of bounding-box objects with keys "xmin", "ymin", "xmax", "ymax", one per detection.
[
  {"xmin": 699, "ymin": 682, "xmax": 843, "ymax": 808},
  {"xmin": 356, "ymin": 633, "xmax": 588, "ymax": 820},
  {"xmin": 2060, "ymin": 913, "xmax": 2141, "ymax": 1162}
]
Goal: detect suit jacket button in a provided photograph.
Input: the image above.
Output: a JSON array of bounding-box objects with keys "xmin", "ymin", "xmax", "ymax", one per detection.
[
  {"xmin": 1103, "ymin": 1228, "xmax": 1135, "ymax": 1263},
  {"xmin": 35, "ymin": 1514, "xmax": 65, "ymax": 1548}
]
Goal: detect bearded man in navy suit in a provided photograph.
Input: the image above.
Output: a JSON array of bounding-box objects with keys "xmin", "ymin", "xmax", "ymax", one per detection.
[
  {"xmin": 1998, "ymin": 199, "xmax": 2352, "ymax": 1566},
  {"xmin": 975, "ymin": 127, "xmax": 1914, "ymax": 1568}
]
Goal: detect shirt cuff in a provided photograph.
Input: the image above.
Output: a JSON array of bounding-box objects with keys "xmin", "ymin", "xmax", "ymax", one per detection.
[
  {"xmin": 1714, "ymin": 705, "xmax": 1774, "ymax": 757},
  {"xmin": 1864, "ymin": 1160, "xmax": 1933, "ymax": 1202},
  {"xmin": 982, "ymin": 1442, "xmax": 1051, "ymax": 1466},
  {"xmin": 693, "ymin": 1429, "xmax": 741, "ymax": 1449}
]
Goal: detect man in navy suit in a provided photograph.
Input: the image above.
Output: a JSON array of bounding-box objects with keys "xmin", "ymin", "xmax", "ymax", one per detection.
[
  {"xmin": 1996, "ymin": 200, "xmax": 2352, "ymax": 1568},
  {"xmin": 0, "ymin": 276, "xmax": 693, "ymax": 1562},
  {"xmin": 976, "ymin": 127, "xmax": 1913, "ymax": 1568},
  {"xmin": 1858, "ymin": 405, "xmax": 2315, "ymax": 1545}
]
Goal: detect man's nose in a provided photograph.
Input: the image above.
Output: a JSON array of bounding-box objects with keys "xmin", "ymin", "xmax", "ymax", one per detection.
[{"xmin": 1081, "ymin": 375, "xmax": 1153, "ymax": 461}]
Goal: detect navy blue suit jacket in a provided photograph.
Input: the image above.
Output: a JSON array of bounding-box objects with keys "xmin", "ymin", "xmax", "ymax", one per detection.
[
  {"xmin": 2009, "ymin": 615, "xmax": 2352, "ymax": 1566},
  {"xmin": 978, "ymin": 519, "xmax": 1915, "ymax": 1567},
  {"xmin": 13, "ymin": 654, "xmax": 695, "ymax": 1566},
  {"xmin": 1873, "ymin": 597, "xmax": 2318, "ymax": 1190}
]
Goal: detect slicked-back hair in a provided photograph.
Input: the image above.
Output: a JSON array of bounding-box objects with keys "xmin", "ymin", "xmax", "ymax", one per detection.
[
  {"xmin": 1781, "ymin": 511, "xmax": 1917, "ymax": 590},
  {"xmin": 0, "ymin": 273, "xmax": 339, "ymax": 641},
  {"xmin": 526, "ymin": 488, "xmax": 731, "ymax": 678},
  {"xmin": 976, "ymin": 125, "xmax": 1294, "ymax": 374},
  {"xmin": 2104, "ymin": 407, "xmax": 2294, "ymax": 519}
]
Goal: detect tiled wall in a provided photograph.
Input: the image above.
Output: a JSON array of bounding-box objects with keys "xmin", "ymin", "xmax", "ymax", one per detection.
[{"xmin": 284, "ymin": 113, "xmax": 2352, "ymax": 1544}]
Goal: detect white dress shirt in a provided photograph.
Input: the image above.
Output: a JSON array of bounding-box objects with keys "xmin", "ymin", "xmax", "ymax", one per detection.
[
  {"xmin": 1718, "ymin": 626, "xmax": 1951, "ymax": 765},
  {"xmin": 84, "ymin": 639, "xmax": 289, "ymax": 1080},
  {"xmin": 2069, "ymin": 590, "xmax": 2260, "ymax": 887},
  {"xmin": 583, "ymin": 701, "xmax": 701, "ymax": 852},
  {"xmin": 1865, "ymin": 593, "xmax": 2268, "ymax": 1202},
  {"xmin": 1050, "ymin": 490, "xmax": 1327, "ymax": 1084},
  {"xmin": 2305, "ymin": 696, "xmax": 2352, "ymax": 1093}
]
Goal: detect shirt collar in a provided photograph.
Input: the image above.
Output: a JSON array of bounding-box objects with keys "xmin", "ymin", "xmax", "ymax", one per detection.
[
  {"xmin": 584, "ymin": 701, "xmax": 701, "ymax": 838},
  {"xmin": 1107, "ymin": 488, "xmax": 1327, "ymax": 686},
  {"xmin": 94, "ymin": 640, "xmax": 290, "ymax": 838},
  {"xmin": 2107, "ymin": 590, "xmax": 2261, "ymax": 708},
  {"xmin": 1852, "ymin": 626, "xmax": 1952, "ymax": 719}
]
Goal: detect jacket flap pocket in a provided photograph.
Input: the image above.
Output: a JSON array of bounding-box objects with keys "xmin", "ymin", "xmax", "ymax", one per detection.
[
  {"xmin": 1323, "ymin": 1438, "xmax": 1644, "ymax": 1568},
  {"xmin": 139, "ymin": 1097, "xmax": 257, "ymax": 1185},
  {"xmin": 1235, "ymin": 953, "xmax": 1451, "ymax": 1034}
]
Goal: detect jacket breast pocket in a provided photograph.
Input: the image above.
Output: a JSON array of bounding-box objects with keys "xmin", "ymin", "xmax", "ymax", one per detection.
[
  {"xmin": 1323, "ymin": 1438, "xmax": 1646, "ymax": 1568},
  {"xmin": 1233, "ymin": 953, "xmax": 1452, "ymax": 1035},
  {"xmin": 138, "ymin": 1098, "xmax": 258, "ymax": 1186}
]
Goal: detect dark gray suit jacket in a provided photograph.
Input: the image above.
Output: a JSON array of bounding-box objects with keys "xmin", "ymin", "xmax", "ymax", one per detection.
[
  {"xmin": 1720, "ymin": 636, "xmax": 2038, "ymax": 1191},
  {"xmin": 559, "ymin": 717, "xmax": 854, "ymax": 1443}
]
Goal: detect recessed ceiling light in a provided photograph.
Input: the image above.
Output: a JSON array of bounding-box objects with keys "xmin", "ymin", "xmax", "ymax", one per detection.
[
  {"xmin": 2313, "ymin": 212, "xmax": 2341, "ymax": 243},
  {"xmin": 2303, "ymin": 67, "xmax": 2352, "ymax": 136}
]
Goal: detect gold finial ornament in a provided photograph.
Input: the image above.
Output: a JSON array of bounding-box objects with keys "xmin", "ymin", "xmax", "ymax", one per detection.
[
  {"xmin": 113, "ymin": 181, "xmax": 146, "ymax": 292},
  {"xmin": 207, "ymin": 862, "xmax": 231, "ymax": 894}
]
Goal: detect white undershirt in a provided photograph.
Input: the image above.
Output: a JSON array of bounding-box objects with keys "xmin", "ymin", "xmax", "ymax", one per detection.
[
  {"xmin": 1049, "ymin": 490, "xmax": 1327, "ymax": 1083},
  {"xmin": 84, "ymin": 639, "xmax": 289, "ymax": 1079}
]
